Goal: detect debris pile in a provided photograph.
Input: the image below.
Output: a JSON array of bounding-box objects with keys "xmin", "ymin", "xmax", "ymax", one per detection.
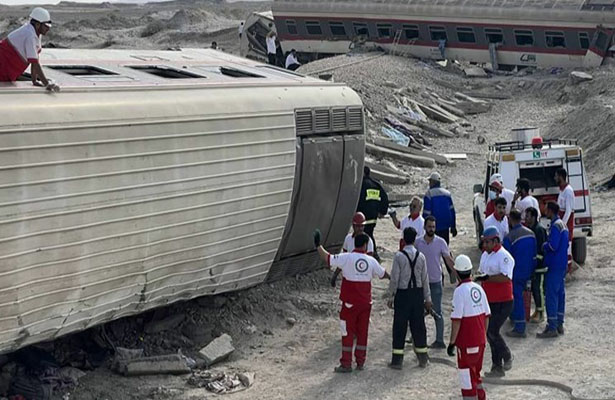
[{"xmin": 187, "ymin": 370, "xmax": 255, "ymax": 394}]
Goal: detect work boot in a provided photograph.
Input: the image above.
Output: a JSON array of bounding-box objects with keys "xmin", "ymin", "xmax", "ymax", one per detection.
[
  {"xmin": 417, "ymin": 353, "xmax": 429, "ymax": 368},
  {"xmin": 557, "ymin": 324, "xmax": 565, "ymax": 335},
  {"xmin": 484, "ymin": 365, "xmax": 505, "ymax": 378},
  {"xmin": 529, "ymin": 311, "xmax": 544, "ymax": 323},
  {"xmin": 388, "ymin": 362, "xmax": 402, "ymax": 370},
  {"xmin": 355, "ymin": 364, "xmax": 364, "ymax": 371},
  {"xmin": 536, "ymin": 327, "xmax": 558, "ymax": 339},
  {"xmin": 503, "ymin": 355, "xmax": 513, "ymax": 371},
  {"xmin": 333, "ymin": 365, "xmax": 352, "ymax": 373},
  {"xmin": 506, "ymin": 330, "xmax": 527, "ymax": 338},
  {"xmin": 429, "ymin": 341, "xmax": 446, "ymax": 349},
  {"xmin": 389, "ymin": 354, "xmax": 404, "ymax": 370}
]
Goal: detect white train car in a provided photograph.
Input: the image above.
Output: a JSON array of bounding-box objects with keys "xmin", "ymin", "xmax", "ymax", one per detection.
[
  {"xmin": 0, "ymin": 48, "xmax": 365, "ymax": 353},
  {"xmin": 272, "ymin": 0, "xmax": 615, "ymax": 69}
]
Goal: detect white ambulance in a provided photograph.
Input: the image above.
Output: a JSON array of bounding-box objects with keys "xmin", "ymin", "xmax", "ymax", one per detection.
[{"xmin": 472, "ymin": 128, "xmax": 592, "ymax": 263}]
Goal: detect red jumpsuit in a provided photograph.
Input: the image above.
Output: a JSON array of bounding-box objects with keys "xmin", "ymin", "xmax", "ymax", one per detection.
[{"xmin": 451, "ymin": 278, "xmax": 491, "ymax": 400}]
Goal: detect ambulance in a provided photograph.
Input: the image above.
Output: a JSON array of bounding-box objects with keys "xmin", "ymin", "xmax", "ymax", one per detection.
[{"xmin": 473, "ymin": 128, "xmax": 592, "ymax": 263}]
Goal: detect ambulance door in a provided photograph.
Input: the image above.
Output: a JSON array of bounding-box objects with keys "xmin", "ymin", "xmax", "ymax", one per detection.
[{"xmin": 565, "ymin": 148, "xmax": 592, "ymax": 235}]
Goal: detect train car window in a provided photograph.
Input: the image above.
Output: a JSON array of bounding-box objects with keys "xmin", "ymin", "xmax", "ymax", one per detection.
[
  {"xmin": 514, "ymin": 30, "xmax": 534, "ymax": 46},
  {"xmin": 456, "ymin": 27, "xmax": 476, "ymax": 43},
  {"xmin": 429, "ymin": 26, "xmax": 447, "ymax": 41},
  {"xmin": 286, "ymin": 20, "xmax": 298, "ymax": 35},
  {"xmin": 330, "ymin": 22, "xmax": 346, "ymax": 36},
  {"xmin": 578, "ymin": 32, "xmax": 590, "ymax": 49},
  {"xmin": 545, "ymin": 31, "xmax": 566, "ymax": 48},
  {"xmin": 485, "ymin": 28, "xmax": 504, "ymax": 44},
  {"xmin": 403, "ymin": 24, "xmax": 419, "ymax": 40},
  {"xmin": 127, "ymin": 66, "xmax": 205, "ymax": 79},
  {"xmin": 306, "ymin": 21, "xmax": 322, "ymax": 35},
  {"xmin": 353, "ymin": 23, "xmax": 369, "ymax": 37},
  {"xmin": 47, "ymin": 65, "xmax": 119, "ymax": 76},
  {"xmin": 377, "ymin": 24, "xmax": 392, "ymax": 38}
]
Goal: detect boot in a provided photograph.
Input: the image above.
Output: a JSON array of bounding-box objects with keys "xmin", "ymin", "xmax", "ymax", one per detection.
[
  {"xmin": 536, "ymin": 327, "xmax": 558, "ymax": 339},
  {"xmin": 389, "ymin": 354, "xmax": 403, "ymax": 370},
  {"xmin": 557, "ymin": 324, "xmax": 565, "ymax": 335},
  {"xmin": 333, "ymin": 365, "xmax": 352, "ymax": 373},
  {"xmin": 529, "ymin": 311, "xmax": 543, "ymax": 323},
  {"xmin": 484, "ymin": 365, "xmax": 505, "ymax": 378},
  {"xmin": 417, "ymin": 353, "xmax": 429, "ymax": 368}
]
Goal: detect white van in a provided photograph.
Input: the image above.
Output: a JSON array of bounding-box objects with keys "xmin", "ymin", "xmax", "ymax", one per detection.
[{"xmin": 473, "ymin": 128, "xmax": 592, "ymax": 263}]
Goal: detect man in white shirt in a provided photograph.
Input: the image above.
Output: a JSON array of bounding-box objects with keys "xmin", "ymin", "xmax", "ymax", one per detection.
[
  {"xmin": 285, "ymin": 49, "xmax": 301, "ymax": 71},
  {"xmin": 266, "ymin": 29, "xmax": 277, "ymax": 65},
  {"xmin": 513, "ymin": 178, "xmax": 540, "ymax": 223},
  {"xmin": 488, "ymin": 179, "xmax": 515, "ymax": 215},
  {"xmin": 555, "ymin": 168, "xmax": 575, "ymax": 270},
  {"xmin": 0, "ymin": 7, "xmax": 58, "ymax": 91},
  {"xmin": 390, "ymin": 196, "xmax": 425, "ymax": 250},
  {"xmin": 484, "ymin": 197, "xmax": 509, "ymax": 242},
  {"xmin": 238, "ymin": 22, "xmax": 244, "ymax": 38}
]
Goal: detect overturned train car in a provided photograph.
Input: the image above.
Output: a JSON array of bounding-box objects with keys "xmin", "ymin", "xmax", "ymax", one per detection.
[
  {"xmin": 272, "ymin": 0, "xmax": 615, "ymax": 69},
  {"xmin": 0, "ymin": 48, "xmax": 365, "ymax": 353}
]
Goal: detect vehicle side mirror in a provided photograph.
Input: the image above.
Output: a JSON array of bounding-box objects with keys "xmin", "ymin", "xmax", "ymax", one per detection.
[{"xmin": 473, "ymin": 184, "xmax": 484, "ymax": 194}]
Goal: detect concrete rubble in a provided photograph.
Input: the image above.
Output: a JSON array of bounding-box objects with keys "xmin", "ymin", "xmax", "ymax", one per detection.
[
  {"xmin": 187, "ymin": 369, "xmax": 255, "ymax": 394},
  {"xmin": 112, "ymin": 347, "xmax": 194, "ymax": 376},
  {"xmin": 570, "ymin": 71, "xmax": 594, "ymax": 84},
  {"xmin": 199, "ymin": 334, "xmax": 235, "ymax": 367}
]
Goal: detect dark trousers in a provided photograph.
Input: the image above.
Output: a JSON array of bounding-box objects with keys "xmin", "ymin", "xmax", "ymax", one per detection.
[
  {"xmin": 391, "ymin": 288, "xmax": 427, "ymax": 365},
  {"xmin": 435, "ymin": 229, "xmax": 453, "ymax": 279},
  {"xmin": 267, "ymin": 53, "xmax": 276, "ymax": 65},
  {"xmin": 287, "ymin": 63, "xmax": 300, "ymax": 71},
  {"xmin": 363, "ymin": 223, "xmax": 379, "ymax": 260},
  {"xmin": 487, "ymin": 301, "xmax": 513, "ymax": 368},
  {"xmin": 531, "ymin": 270, "xmax": 546, "ymax": 312}
]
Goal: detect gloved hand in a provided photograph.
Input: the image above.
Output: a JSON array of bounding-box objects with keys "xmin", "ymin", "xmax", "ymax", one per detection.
[
  {"xmin": 313, "ymin": 229, "xmax": 321, "ymax": 248},
  {"xmin": 330, "ymin": 275, "xmax": 337, "ymax": 288},
  {"xmin": 447, "ymin": 344, "xmax": 456, "ymax": 357},
  {"xmin": 451, "ymin": 227, "xmax": 458, "ymax": 237},
  {"xmin": 46, "ymin": 82, "xmax": 60, "ymax": 92}
]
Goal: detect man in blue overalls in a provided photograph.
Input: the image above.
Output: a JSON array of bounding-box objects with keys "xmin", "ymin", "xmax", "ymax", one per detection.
[
  {"xmin": 537, "ymin": 202, "xmax": 569, "ymax": 338},
  {"xmin": 503, "ymin": 209, "xmax": 537, "ymax": 338}
]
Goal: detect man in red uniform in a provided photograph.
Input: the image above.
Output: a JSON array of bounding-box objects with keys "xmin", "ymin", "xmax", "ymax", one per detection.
[
  {"xmin": 555, "ymin": 168, "xmax": 574, "ymax": 271},
  {"xmin": 330, "ymin": 212, "xmax": 375, "ymax": 287},
  {"xmin": 314, "ymin": 230, "xmax": 389, "ymax": 372},
  {"xmin": 448, "ymin": 255, "xmax": 490, "ymax": 400},
  {"xmin": 0, "ymin": 8, "xmax": 59, "ymax": 91}
]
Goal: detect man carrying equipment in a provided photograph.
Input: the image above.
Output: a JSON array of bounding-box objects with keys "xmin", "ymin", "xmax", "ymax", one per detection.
[
  {"xmin": 357, "ymin": 166, "xmax": 389, "ymax": 261},
  {"xmin": 477, "ymin": 226, "xmax": 514, "ymax": 377},
  {"xmin": 314, "ymin": 230, "xmax": 389, "ymax": 372},
  {"xmin": 390, "ymin": 196, "xmax": 425, "ymax": 250},
  {"xmin": 448, "ymin": 255, "xmax": 490, "ymax": 400},
  {"xmin": 537, "ymin": 202, "xmax": 569, "ymax": 338},
  {"xmin": 526, "ymin": 207, "xmax": 548, "ymax": 323},
  {"xmin": 503, "ymin": 209, "xmax": 537, "ymax": 338},
  {"xmin": 330, "ymin": 212, "xmax": 375, "ymax": 287},
  {"xmin": 388, "ymin": 227, "xmax": 431, "ymax": 369}
]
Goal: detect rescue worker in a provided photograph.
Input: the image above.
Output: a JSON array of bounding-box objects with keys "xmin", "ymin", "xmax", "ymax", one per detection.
[
  {"xmin": 476, "ymin": 226, "xmax": 514, "ymax": 377},
  {"xmin": 330, "ymin": 212, "xmax": 375, "ymax": 287},
  {"xmin": 526, "ymin": 207, "xmax": 548, "ymax": 323},
  {"xmin": 537, "ymin": 202, "xmax": 569, "ymax": 338},
  {"xmin": 503, "ymin": 209, "xmax": 537, "ymax": 338},
  {"xmin": 285, "ymin": 49, "xmax": 301, "ymax": 71},
  {"xmin": 484, "ymin": 197, "xmax": 509, "ymax": 242},
  {"xmin": 314, "ymin": 230, "xmax": 389, "ymax": 372},
  {"xmin": 238, "ymin": 21, "xmax": 244, "ymax": 39},
  {"xmin": 484, "ymin": 174, "xmax": 515, "ymax": 217},
  {"xmin": 357, "ymin": 166, "xmax": 389, "ymax": 261},
  {"xmin": 512, "ymin": 178, "xmax": 540, "ymax": 223},
  {"xmin": 416, "ymin": 216, "xmax": 455, "ymax": 348},
  {"xmin": 555, "ymin": 168, "xmax": 574, "ymax": 271},
  {"xmin": 266, "ymin": 29, "xmax": 277, "ymax": 65},
  {"xmin": 448, "ymin": 255, "xmax": 490, "ymax": 400},
  {"xmin": 423, "ymin": 172, "xmax": 457, "ymax": 244},
  {"xmin": 0, "ymin": 8, "xmax": 59, "ymax": 91},
  {"xmin": 387, "ymin": 227, "xmax": 431, "ymax": 369},
  {"xmin": 389, "ymin": 196, "xmax": 425, "ymax": 251}
]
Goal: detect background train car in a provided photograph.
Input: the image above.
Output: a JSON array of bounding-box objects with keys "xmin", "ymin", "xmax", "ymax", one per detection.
[
  {"xmin": 272, "ymin": 0, "xmax": 615, "ymax": 69},
  {"xmin": 0, "ymin": 48, "xmax": 365, "ymax": 354}
]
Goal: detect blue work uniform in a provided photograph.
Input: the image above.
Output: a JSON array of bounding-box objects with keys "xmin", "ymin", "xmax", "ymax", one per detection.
[
  {"xmin": 423, "ymin": 184, "xmax": 456, "ymax": 233},
  {"xmin": 503, "ymin": 224, "xmax": 537, "ymax": 333},
  {"xmin": 543, "ymin": 215, "xmax": 569, "ymax": 331}
]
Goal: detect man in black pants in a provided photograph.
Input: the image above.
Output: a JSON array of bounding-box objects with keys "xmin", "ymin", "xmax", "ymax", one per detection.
[
  {"xmin": 476, "ymin": 226, "xmax": 515, "ymax": 377},
  {"xmin": 387, "ymin": 227, "xmax": 432, "ymax": 369},
  {"xmin": 356, "ymin": 166, "xmax": 388, "ymax": 261},
  {"xmin": 526, "ymin": 207, "xmax": 548, "ymax": 323}
]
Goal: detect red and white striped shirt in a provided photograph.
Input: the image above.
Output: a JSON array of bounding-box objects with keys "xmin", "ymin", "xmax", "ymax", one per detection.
[
  {"xmin": 329, "ymin": 250, "xmax": 385, "ymax": 305},
  {"xmin": 451, "ymin": 279, "xmax": 491, "ymax": 348}
]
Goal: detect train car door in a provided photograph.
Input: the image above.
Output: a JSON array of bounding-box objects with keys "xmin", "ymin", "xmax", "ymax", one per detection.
[{"xmin": 583, "ymin": 27, "xmax": 614, "ymax": 67}]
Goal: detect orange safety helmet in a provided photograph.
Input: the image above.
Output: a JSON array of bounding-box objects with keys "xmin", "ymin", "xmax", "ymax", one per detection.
[{"xmin": 352, "ymin": 212, "xmax": 367, "ymax": 226}]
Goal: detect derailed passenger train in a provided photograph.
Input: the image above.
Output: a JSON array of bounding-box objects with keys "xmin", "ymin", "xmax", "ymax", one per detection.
[
  {"xmin": 0, "ymin": 48, "xmax": 365, "ymax": 353},
  {"xmin": 271, "ymin": 0, "xmax": 615, "ymax": 68}
]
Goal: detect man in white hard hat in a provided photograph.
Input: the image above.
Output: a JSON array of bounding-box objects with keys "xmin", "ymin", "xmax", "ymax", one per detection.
[
  {"xmin": 448, "ymin": 255, "xmax": 490, "ymax": 400},
  {"xmin": 0, "ymin": 8, "xmax": 59, "ymax": 91}
]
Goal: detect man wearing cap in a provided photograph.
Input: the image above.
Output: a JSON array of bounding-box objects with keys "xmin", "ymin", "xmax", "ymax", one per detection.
[
  {"xmin": 357, "ymin": 166, "xmax": 389, "ymax": 261},
  {"xmin": 448, "ymin": 254, "xmax": 490, "ymax": 400},
  {"xmin": 477, "ymin": 226, "xmax": 514, "ymax": 377},
  {"xmin": 503, "ymin": 209, "xmax": 537, "ymax": 338},
  {"xmin": 423, "ymin": 172, "xmax": 457, "ymax": 245},
  {"xmin": 314, "ymin": 230, "xmax": 389, "ymax": 372},
  {"xmin": 0, "ymin": 8, "xmax": 59, "ymax": 91},
  {"xmin": 390, "ymin": 196, "xmax": 425, "ymax": 251},
  {"xmin": 485, "ymin": 174, "xmax": 515, "ymax": 217},
  {"xmin": 484, "ymin": 197, "xmax": 509, "ymax": 242},
  {"xmin": 330, "ymin": 212, "xmax": 375, "ymax": 287}
]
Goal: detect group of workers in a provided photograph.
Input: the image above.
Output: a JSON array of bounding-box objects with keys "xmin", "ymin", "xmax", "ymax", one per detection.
[{"xmin": 314, "ymin": 166, "xmax": 574, "ymax": 400}]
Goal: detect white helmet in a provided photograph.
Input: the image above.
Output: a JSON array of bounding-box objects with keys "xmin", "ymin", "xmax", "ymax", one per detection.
[
  {"xmin": 30, "ymin": 7, "xmax": 51, "ymax": 26},
  {"xmin": 489, "ymin": 173, "xmax": 503, "ymax": 185},
  {"xmin": 454, "ymin": 255, "xmax": 473, "ymax": 272}
]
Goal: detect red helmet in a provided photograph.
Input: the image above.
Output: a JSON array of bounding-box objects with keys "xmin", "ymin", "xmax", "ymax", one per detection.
[{"xmin": 352, "ymin": 212, "xmax": 366, "ymax": 226}]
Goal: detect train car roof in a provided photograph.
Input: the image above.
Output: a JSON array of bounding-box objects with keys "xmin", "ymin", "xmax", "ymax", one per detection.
[{"xmin": 0, "ymin": 48, "xmax": 326, "ymax": 91}]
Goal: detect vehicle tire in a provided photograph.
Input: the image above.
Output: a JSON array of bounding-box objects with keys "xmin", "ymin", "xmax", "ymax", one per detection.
[
  {"xmin": 474, "ymin": 209, "xmax": 483, "ymax": 250},
  {"xmin": 572, "ymin": 236, "xmax": 587, "ymax": 265}
]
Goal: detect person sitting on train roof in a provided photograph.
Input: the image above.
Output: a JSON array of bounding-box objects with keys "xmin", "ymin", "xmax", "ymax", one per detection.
[
  {"xmin": 210, "ymin": 41, "xmax": 218, "ymax": 50},
  {"xmin": 285, "ymin": 49, "xmax": 301, "ymax": 71},
  {"xmin": 0, "ymin": 7, "xmax": 59, "ymax": 91}
]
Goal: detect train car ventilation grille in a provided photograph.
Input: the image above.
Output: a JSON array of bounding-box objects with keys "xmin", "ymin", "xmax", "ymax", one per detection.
[
  {"xmin": 314, "ymin": 109, "xmax": 331, "ymax": 132},
  {"xmin": 295, "ymin": 110, "xmax": 313, "ymax": 134},
  {"xmin": 347, "ymin": 107, "xmax": 363, "ymax": 130},
  {"xmin": 331, "ymin": 108, "xmax": 347, "ymax": 131}
]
